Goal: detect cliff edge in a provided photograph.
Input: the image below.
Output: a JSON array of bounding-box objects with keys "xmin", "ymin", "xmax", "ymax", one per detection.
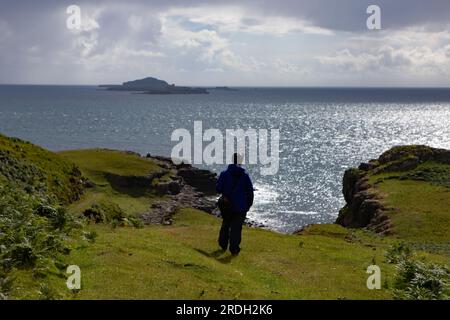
[{"xmin": 336, "ymin": 145, "xmax": 450, "ymax": 240}]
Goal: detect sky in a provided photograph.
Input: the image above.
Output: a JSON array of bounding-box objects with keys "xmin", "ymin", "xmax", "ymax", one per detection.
[{"xmin": 0, "ymin": 0, "xmax": 450, "ymax": 86}]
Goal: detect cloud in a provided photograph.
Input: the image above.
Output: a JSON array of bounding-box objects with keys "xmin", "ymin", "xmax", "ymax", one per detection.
[
  {"xmin": 318, "ymin": 27, "xmax": 450, "ymax": 78},
  {"xmin": 160, "ymin": 11, "xmax": 249, "ymax": 72},
  {"xmin": 0, "ymin": 19, "xmax": 12, "ymax": 42},
  {"xmin": 164, "ymin": 6, "xmax": 333, "ymax": 36},
  {"xmin": 159, "ymin": 5, "xmax": 332, "ymax": 75},
  {"xmin": 318, "ymin": 47, "xmax": 411, "ymax": 72},
  {"xmin": 1, "ymin": 0, "xmax": 450, "ymax": 85},
  {"xmin": 445, "ymin": 45, "xmax": 450, "ymax": 58},
  {"xmin": 235, "ymin": 0, "xmax": 450, "ymax": 32}
]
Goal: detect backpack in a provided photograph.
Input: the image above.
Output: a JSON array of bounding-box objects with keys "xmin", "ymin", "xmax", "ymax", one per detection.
[{"xmin": 217, "ymin": 172, "xmax": 242, "ymax": 219}]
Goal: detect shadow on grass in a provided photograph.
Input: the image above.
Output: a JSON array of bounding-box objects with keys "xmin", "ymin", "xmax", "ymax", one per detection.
[
  {"xmin": 194, "ymin": 248, "xmax": 237, "ymax": 264},
  {"xmin": 104, "ymin": 172, "xmax": 152, "ymax": 197}
]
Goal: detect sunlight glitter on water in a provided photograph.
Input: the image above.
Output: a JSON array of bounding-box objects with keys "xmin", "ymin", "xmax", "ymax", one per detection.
[{"xmin": 2, "ymin": 86, "xmax": 450, "ymax": 233}]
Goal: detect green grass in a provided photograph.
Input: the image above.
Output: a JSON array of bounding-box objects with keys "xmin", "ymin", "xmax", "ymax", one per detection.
[
  {"xmin": 374, "ymin": 180, "xmax": 450, "ymax": 250},
  {"xmin": 59, "ymin": 149, "xmax": 169, "ymax": 219},
  {"xmin": 10, "ymin": 209, "xmax": 400, "ymax": 300},
  {"xmin": 368, "ymin": 161, "xmax": 450, "ymax": 254},
  {"xmin": 0, "ymin": 134, "xmax": 83, "ymax": 203},
  {"xmin": 68, "ymin": 190, "xmax": 153, "ymax": 217},
  {"xmin": 3, "ymin": 141, "xmax": 449, "ymax": 300},
  {"xmin": 371, "ymin": 162, "xmax": 450, "ymax": 188},
  {"xmin": 0, "ymin": 135, "xmax": 88, "ymax": 300},
  {"xmin": 59, "ymin": 149, "xmax": 161, "ymax": 185}
]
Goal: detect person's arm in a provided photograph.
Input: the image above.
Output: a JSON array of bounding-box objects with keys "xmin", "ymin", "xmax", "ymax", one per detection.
[
  {"xmin": 216, "ymin": 172, "xmax": 225, "ymax": 193},
  {"xmin": 245, "ymin": 174, "xmax": 254, "ymax": 208}
]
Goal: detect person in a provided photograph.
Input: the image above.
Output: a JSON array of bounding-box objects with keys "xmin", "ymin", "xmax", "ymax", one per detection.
[{"xmin": 216, "ymin": 153, "xmax": 254, "ymax": 255}]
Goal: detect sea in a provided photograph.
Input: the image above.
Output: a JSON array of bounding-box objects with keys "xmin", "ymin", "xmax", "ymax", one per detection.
[{"xmin": 1, "ymin": 85, "xmax": 450, "ymax": 233}]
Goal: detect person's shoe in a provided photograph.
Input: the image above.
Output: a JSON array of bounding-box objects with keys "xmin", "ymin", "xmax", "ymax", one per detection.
[{"xmin": 230, "ymin": 248, "xmax": 240, "ymax": 256}]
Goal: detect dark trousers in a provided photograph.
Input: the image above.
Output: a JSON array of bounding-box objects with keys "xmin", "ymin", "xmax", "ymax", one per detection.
[{"xmin": 218, "ymin": 212, "xmax": 246, "ymax": 254}]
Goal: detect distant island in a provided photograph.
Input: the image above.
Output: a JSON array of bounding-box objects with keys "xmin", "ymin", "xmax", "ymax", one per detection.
[
  {"xmin": 99, "ymin": 77, "xmax": 209, "ymax": 94},
  {"xmin": 210, "ymin": 86, "xmax": 238, "ymax": 91}
]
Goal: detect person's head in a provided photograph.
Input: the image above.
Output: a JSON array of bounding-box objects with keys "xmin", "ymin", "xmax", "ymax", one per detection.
[{"xmin": 232, "ymin": 153, "xmax": 243, "ymax": 165}]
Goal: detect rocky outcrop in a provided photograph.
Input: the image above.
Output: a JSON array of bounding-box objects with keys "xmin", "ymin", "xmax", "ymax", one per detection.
[
  {"xmin": 140, "ymin": 185, "xmax": 217, "ymax": 225},
  {"xmin": 377, "ymin": 145, "xmax": 450, "ymax": 165},
  {"xmin": 336, "ymin": 145, "xmax": 450, "ymax": 235},
  {"xmin": 177, "ymin": 167, "xmax": 218, "ymax": 195},
  {"xmin": 138, "ymin": 155, "xmax": 218, "ymax": 225},
  {"xmin": 148, "ymin": 155, "xmax": 218, "ymax": 195},
  {"xmin": 105, "ymin": 171, "xmax": 167, "ymax": 190},
  {"xmin": 154, "ymin": 179, "xmax": 183, "ymax": 195},
  {"xmin": 335, "ymin": 167, "xmax": 392, "ymax": 234}
]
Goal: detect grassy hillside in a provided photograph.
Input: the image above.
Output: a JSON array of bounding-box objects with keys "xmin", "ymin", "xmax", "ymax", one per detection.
[
  {"xmin": 373, "ymin": 177, "xmax": 450, "ymax": 248},
  {"xmin": 366, "ymin": 150, "xmax": 450, "ymax": 252},
  {"xmin": 59, "ymin": 149, "xmax": 162, "ymax": 184},
  {"xmin": 59, "ymin": 149, "xmax": 170, "ymax": 221},
  {"xmin": 336, "ymin": 145, "xmax": 450, "ymax": 299},
  {"xmin": 0, "ymin": 134, "xmax": 83, "ymax": 203},
  {"xmin": 12, "ymin": 209, "xmax": 399, "ymax": 300},
  {"xmin": 1, "ymin": 137, "xmax": 449, "ymax": 300},
  {"xmin": 0, "ymin": 135, "xmax": 87, "ymax": 300}
]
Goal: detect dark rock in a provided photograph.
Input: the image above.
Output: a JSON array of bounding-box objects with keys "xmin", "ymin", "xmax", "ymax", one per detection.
[
  {"xmin": 337, "ymin": 161, "xmax": 388, "ymax": 231},
  {"xmin": 244, "ymin": 219, "xmax": 268, "ymax": 229},
  {"xmin": 368, "ymin": 210, "xmax": 393, "ymax": 235},
  {"xmin": 175, "ymin": 162, "xmax": 191, "ymax": 169},
  {"xmin": 155, "ymin": 182, "xmax": 169, "ymax": 195},
  {"xmin": 155, "ymin": 180, "xmax": 183, "ymax": 195},
  {"xmin": 168, "ymin": 181, "xmax": 182, "ymax": 195},
  {"xmin": 351, "ymin": 190, "xmax": 376, "ymax": 215},
  {"xmin": 159, "ymin": 163, "xmax": 171, "ymax": 170},
  {"xmin": 177, "ymin": 167, "xmax": 217, "ymax": 195},
  {"xmin": 357, "ymin": 199, "xmax": 382, "ymax": 226},
  {"xmin": 355, "ymin": 177, "xmax": 371, "ymax": 192},
  {"xmin": 342, "ymin": 168, "xmax": 366, "ymax": 204},
  {"xmin": 337, "ymin": 164, "xmax": 389, "ymax": 230},
  {"xmin": 83, "ymin": 179, "xmax": 95, "ymax": 188},
  {"xmin": 359, "ymin": 162, "xmax": 376, "ymax": 171},
  {"xmin": 152, "ymin": 155, "xmax": 174, "ymax": 164},
  {"xmin": 381, "ymin": 156, "xmax": 419, "ymax": 172},
  {"xmin": 104, "ymin": 171, "xmax": 166, "ymax": 190},
  {"xmin": 140, "ymin": 184, "xmax": 217, "ymax": 225}
]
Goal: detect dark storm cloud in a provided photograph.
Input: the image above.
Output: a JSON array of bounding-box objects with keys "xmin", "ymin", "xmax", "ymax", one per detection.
[
  {"xmin": 2, "ymin": 0, "xmax": 450, "ymax": 31},
  {"xmin": 244, "ymin": 0, "xmax": 450, "ymax": 31},
  {"xmin": 0, "ymin": 0, "xmax": 450, "ymax": 85}
]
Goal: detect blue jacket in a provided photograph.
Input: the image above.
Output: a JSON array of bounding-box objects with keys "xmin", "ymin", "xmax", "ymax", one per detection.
[{"xmin": 216, "ymin": 164, "xmax": 254, "ymax": 213}]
